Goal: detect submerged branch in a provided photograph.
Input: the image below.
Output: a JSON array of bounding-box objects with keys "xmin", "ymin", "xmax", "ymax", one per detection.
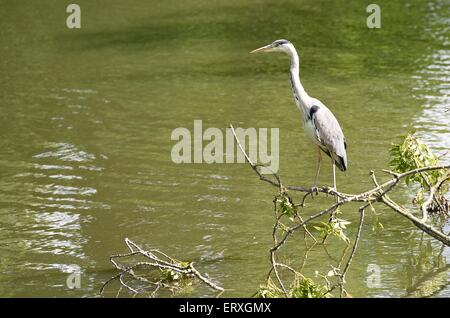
[{"xmin": 100, "ymin": 238, "xmax": 224, "ymax": 297}]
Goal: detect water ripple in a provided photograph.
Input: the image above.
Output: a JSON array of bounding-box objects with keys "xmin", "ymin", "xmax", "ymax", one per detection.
[{"xmin": 33, "ymin": 143, "xmax": 96, "ymax": 163}]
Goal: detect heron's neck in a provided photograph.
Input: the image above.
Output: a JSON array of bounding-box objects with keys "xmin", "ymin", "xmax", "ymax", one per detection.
[{"xmin": 287, "ymin": 48, "xmax": 310, "ymax": 119}]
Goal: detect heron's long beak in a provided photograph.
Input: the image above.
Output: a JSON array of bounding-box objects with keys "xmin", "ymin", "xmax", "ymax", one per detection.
[{"xmin": 250, "ymin": 44, "xmax": 272, "ymax": 54}]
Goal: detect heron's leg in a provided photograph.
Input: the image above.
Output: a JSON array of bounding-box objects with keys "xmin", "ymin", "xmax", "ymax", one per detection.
[
  {"xmin": 332, "ymin": 159, "xmax": 342, "ymax": 208},
  {"xmin": 332, "ymin": 159, "xmax": 340, "ymax": 201},
  {"xmin": 314, "ymin": 148, "xmax": 322, "ymax": 186},
  {"xmin": 332, "ymin": 159, "xmax": 336, "ymax": 191},
  {"xmin": 313, "ymin": 148, "xmax": 322, "ymax": 194}
]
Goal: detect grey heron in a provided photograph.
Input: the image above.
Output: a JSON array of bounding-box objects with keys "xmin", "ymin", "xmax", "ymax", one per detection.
[{"xmin": 250, "ymin": 39, "xmax": 347, "ymax": 192}]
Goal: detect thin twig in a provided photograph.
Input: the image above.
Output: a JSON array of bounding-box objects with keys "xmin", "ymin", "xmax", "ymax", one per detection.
[{"xmin": 101, "ymin": 239, "xmax": 224, "ymax": 296}]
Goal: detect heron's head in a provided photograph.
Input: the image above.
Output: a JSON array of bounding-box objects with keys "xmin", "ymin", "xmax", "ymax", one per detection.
[{"xmin": 250, "ymin": 39, "xmax": 293, "ymax": 54}]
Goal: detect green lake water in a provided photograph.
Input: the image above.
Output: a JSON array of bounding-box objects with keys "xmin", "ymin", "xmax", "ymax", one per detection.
[{"xmin": 0, "ymin": 0, "xmax": 449, "ymax": 297}]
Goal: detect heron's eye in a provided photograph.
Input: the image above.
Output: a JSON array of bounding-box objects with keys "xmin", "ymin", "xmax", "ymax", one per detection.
[{"xmin": 275, "ymin": 40, "xmax": 289, "ymax": 46}]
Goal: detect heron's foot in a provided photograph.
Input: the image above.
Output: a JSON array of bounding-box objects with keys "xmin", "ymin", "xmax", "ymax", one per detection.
[
  {"xmin": 328, "ymin": 186, "xmax": 337, "ymax": 194},
  {"xmin": 311, "ymin": 186, "xmax": 319, "ymax": 197},
  {"xmin": 324, "ymin": 187, "xmax": 338, "ymax": 201}
]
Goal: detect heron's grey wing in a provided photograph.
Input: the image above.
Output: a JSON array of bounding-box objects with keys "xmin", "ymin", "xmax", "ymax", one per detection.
[{"xmin": 312, "ymin": 105, "xmax": 348, "ymax": 171}]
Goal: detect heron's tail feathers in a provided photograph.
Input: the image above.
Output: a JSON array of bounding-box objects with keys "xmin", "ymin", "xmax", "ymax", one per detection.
[{"xmin": 335, "ymin": 154, "xmax": 347, "ymax": 172}]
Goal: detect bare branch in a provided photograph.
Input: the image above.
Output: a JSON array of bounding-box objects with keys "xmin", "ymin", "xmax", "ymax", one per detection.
[{"xmin": 101, "ymin": 238, "xmax": 224, "ymax": 297}]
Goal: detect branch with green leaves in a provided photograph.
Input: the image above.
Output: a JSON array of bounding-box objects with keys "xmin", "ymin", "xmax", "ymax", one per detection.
[
  {"xmin": 230, "ymin": 125, "xmax": 449, "ymax": 246},
  {"xmin": 230, "ymin": 125, "xmax": 449, "ymax": 298},
  {"xmin": 100, "ymin": 130, "xmax": 448, "ymax": 299}
]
